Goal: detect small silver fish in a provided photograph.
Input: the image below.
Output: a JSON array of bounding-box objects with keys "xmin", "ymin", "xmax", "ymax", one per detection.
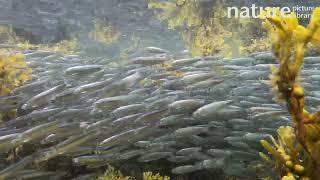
[
  {"xmin": 22, "ymin": 84, "xmax": 65, "ymax": 110},
  {"xmin": 134, "ymin": 109, "xmax": 167, "ymax": 124},
  {"xmin": 35, "ymin": 131, "xmax": 98, "ymax": 163},
  {"xmin": 198, "ymin": 158, "xmax": 225, "ymax": 169},
  {"xmin": 180, "ymin": 73, "xmax": 213, "ymax": 85},
  {"xmin": 0, "ymin": 155, "xmax": 34, "ymax": 179},
  {"xmin": 172, "ymin": 57, "xmax": 202, "ymax": 67},
  {"xmin": 159, "ymin": 115, "xmax": 194, "ymax": 127},
  {"xmin": 0, "ymin": 133, "xmax": 19, "ymax": 153},
  {"xmin": 13, "ymin": 121, "xmax": 61, "ymax": 144},
  {"xmin": 174, "ymin": 126, "xmax": 208, "ymax": 137},
  {"xmin": 131, "ymin": 56, "xmax": 169, "ymax": 65},
  {"xmin": 73, "ymin": 154, "xmax": 118, "ymax": 166},
  {"xmin": 176, "ymin": 147, "xmax": 202, "ymax": 156},
  {"xmin": 0, "ymin": 95, "xmax": 20, "ymax": 112},
  {"xmin": 111, "ymin": 104, "xmax": 145, "ymax": 119},
  {"xmin": 64, "ymin": 65, "xmax": 103, "ymax": 75},
  {"xmin": 100, "ymin": 126, "xmax": 146, "ymax": 147},
  {"xmin": 73, "ymin": 79, "xmax": 112, "ymax": 94},
  {"xmin": 167, "ymin": 155, "xmax": 192, "ymax": 163},
  {"xmin": 192, "ymin": 100, "xmax": 233, "ymax": 119},
  {"xmin": 172, "ymin": 165, "xmax": 201, "ymax": 174},
  {"xmin": 94, "ymin": 94, "xmax": 140, "ymax": 110},
  {"xmin": 169, "ymin": 99, "xmax": 205, "ymax": 114},
  {"xmin": 119, "ymin": 149, "xmax": 144, "ymax": 160},
  {"xmin": 137, "ymin": 152, "xmax": 173, "ymax": 162},
  {"xmin": 145, "ymin": 47, "xmax": 168, "ymax": 54}
]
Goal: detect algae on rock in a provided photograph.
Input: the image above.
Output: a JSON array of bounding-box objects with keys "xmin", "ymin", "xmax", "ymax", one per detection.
[
  {"xmin": 89, "ymin": 19, "xmax": 121, "ymax": 45},
  {"xmin": 148, "ymin": 0, "xmax": 230, "ymax": 57},
  {"xmin": 148, "ymin": 0, "xmax": 270, "ymax": 57}
]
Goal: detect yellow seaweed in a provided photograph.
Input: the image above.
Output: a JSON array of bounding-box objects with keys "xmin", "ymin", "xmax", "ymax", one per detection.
[
  {"xmin": 16, "ymin": 38, "xmax": 78, "ymax": 54},
  {"xmin": 260, "ymin": 7, "xmax": 320, "ymax": 179},
  {"xmin": 97, "ymin": 166, "xmax": 170, "ymax": 180},
  {"xmin": 143, "ymin": 172, "xmax": 170, "ymax": 180},
  {"xmin": 97, "ymin": 166, "xmax": 130, "ymax": 180},
  {"xmin": 0, "ymin": 52, "xmax": 32, "ymax": 96}
]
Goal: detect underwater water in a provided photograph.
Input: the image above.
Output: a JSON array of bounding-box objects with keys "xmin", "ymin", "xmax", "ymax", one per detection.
[{"xmin": 0, "ymin": 0, "xmax": 320, "ymax": 180}]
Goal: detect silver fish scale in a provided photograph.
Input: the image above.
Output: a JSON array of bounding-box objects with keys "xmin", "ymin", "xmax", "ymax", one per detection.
[{"xmin": 0, "ymin": 49, "xmax": 314, "ymax": 179}]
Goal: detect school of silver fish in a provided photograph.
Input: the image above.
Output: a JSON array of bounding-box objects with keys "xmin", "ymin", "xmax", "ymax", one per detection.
[{"xmin": 1, "ymin": 47, "xmax": 320, "ymax": 179}]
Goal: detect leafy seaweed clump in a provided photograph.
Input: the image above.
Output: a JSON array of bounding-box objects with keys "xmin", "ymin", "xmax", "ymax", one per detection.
[
  {"xmin": 97, "ymin": 166, "xmax": 170, "ymax": 180},
  {"xmin": 260, "ymin": 126, "xmax": 304, "ymax": 179},
  {"xmin": 97, "ymin": 166, "xmax": 130, "ymax": 180},
  {"xmin": 260, "ymin": 7, "xmax": 320, "ymax": 179},
  {"xmin": 0, "ymin": 52, "xmax": 32, "ymax": 96},
  {"xmin": 143, "ymin": 172, "xmax": 170, "ymax": 180}
]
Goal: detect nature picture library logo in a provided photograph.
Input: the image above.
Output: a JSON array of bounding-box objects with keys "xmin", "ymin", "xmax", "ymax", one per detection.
[{"xmin": 226, "ymin": 4, "xmax": 316, "ymax": 19}]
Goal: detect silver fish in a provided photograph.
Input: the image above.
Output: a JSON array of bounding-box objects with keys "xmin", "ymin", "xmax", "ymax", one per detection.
[
  {"xmin": 111, "ymin": 104, "xmax": 145, "ymax": 119},
  {"xmin": 94, "ymin": 94, "xmax": 140, "ymax": 110},
  {"xmin": 207, "ymin": 149, "xmax": 232, "ymax": 158},
  {"xmin": 174, "ymin": 126, "xmax": 208, "ymax": 137},
  {"xmin": 192, "ymin": 100, "xmax": 233, "ymax": 120},
  {"xmin": 172, "ymin": 57, "xmax": 201, "ymax": 67},
  {"xmin": 13, "ymin": 121, "xmax": 61, "ymax": 144},
  {"xmin": 159, "ymin": 115, "xmax": 194, "ymax": 127},
  {"xmin": 134, "ymin": 141, "xmax": 151, "ymax": 148},
  {"xmin": 0, "ymin": 133, "xmax": 19, "ymax": 153},
  {"xmin": 131, "ymin": 56, "xmax": 169, "ymax": 65},
  {"xmin": 64, "ymin": 65, "xmax": 103, "ymax": 75},
  {"xmin": 22, "ymin": 84, "xmax": 65, "ymax": 110},
  {"xmin": 134, "ymin": 109, "xmax": 167, "ymax": 124},
  {"xmin": 186, "ymin": 79, "xmax": 224, "ymax": 90},
  {"xmin": 169, "ymin": 99, "xmax": 205, "ymax": 114},
  {"xmin": 73, "ymin": 79, "xmax": 112, "ymax": 94},
  {"xmin": 13, "ymin": 170, "xmax": 66, "ymax": 180},
  {"xmin": 243, "ymin": 132, "xmax": 269, "ymax": 142},
  {"xmin": 228, "ymin": 119, "xmax": 252, "ymax": 125},
  {"xmin": 252, "ymin": 111, "xmax": 287, "ymax": 119},
  {"xmin": 304, "ymin": 56, "xmax": 320, "ymax": 64},
  {"xmin": 238, "ymin": 70, "xmax": 268, "ymax": 80},
  {"xmin": 99, "ymin": 126, "xmax": 147, "ymax": 147},
  {"xmin": 197, "ymin": 158, "xmax": 225, "ymax": 169},
  {"xmin": 0, "ymin": 155, "xmax": 34, "ymax": 179},
  {"xmin": 112, "ymin": 113, "xmax": 143, "ymax": 127},
  {"xmin": 73, "ymin": 154, "xmax": 118, "ymax": 167},
  {"xmin": 0, "ymin": 95, "xmax": 20, "ymax": 112},
  {"xmin": 86, "ymin": 118, "xmax": 113, "ymax": 130},
  {"xmin": 137, "ymin": 152, "xmax": 173, "ymax": 162},
  {"xmin": 167, "ymin": 155, "xmax": 192, "ymax": 163},
  {"xmin": 176, "ymin": 147, "xmax": 202, "ymax": 156},
  {"xmin": 35, "ymin": 131, "xmax": 98, "ymax": 163},
  {"xmin": 119, "ymin": 149, "xmax": 144, "ymax": 160},
  {"xmin": 145, "ymin": 47, "xmax": 168, "ymax": 54},
  {"xmin": 180, "ymin": 73, "xmax": 213, "ymax": 85},
  {"xmin": 172, "ymin": 165, "xmax": 201, "ymax": 174}
]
